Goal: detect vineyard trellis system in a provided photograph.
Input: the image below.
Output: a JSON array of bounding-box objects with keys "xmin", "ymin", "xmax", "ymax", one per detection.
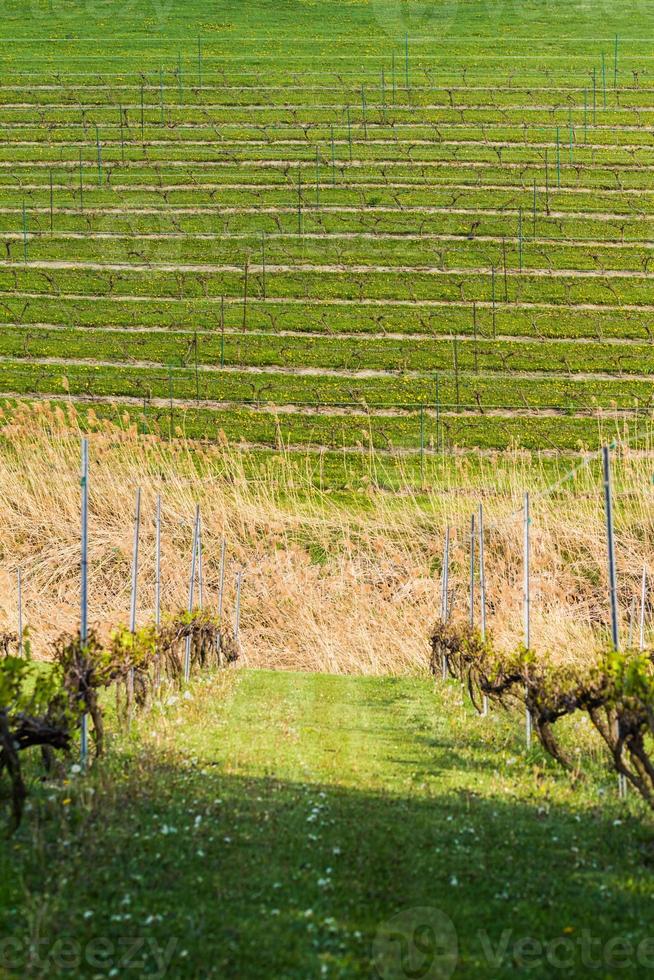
[
  {"xmin": 429, "ymin": 440, "xmax": 654, "ymax": 808},
  {"xmin": 0, "ymin": 437, "xmax": 242, "ymax": 833}
]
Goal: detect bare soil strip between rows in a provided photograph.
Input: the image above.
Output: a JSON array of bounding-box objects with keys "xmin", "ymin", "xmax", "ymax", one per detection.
[
  {"xmin": 4, "ymin": 321, "xmax": 652, "ymax": 348},
  {"xmin": 1, "ymin": 257, "xmax": 652, "ymax": 280},
  {"xmin": 4, "ymin": 288, "xmax": 654, "ymax": 313},
  {"xmin": 4, "ymin": 230, "xmax": 654, "ymax": 252},
  {"xmin": 0, "ymin": 353, "xmax": 649, "ymax": 384},
  {"xmin": 0, "ymin": 388, "xmax": 639, "ymax": 423}
]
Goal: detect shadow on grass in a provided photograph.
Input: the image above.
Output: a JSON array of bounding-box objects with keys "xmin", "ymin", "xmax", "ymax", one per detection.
[{"xmin": 2, "ymin": 750, "xmax": 653, "ymax": 980}]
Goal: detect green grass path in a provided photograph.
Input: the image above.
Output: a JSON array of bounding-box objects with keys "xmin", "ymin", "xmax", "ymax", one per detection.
[{"xmin": 2, "ymin": 669, "xmax": 654, "ymax": 979}]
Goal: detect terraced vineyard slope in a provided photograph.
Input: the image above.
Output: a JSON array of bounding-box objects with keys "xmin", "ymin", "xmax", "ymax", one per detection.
[{"xmin": 1, "ymin": 1, "xmax": 653, "ymax": 456}]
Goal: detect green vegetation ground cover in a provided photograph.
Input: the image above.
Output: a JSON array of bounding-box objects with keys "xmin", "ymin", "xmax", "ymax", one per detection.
[
  {"xmin": 2, "ymin": 668, "xmax": 653, "ymax": 978},
  {"xmin": 0, "ymin": 0, "xmax": 653, "ymax": 460}
]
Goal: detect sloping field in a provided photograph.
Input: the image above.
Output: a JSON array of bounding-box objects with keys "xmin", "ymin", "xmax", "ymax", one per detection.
[{"xmin": 1, "ymin": 1, "xmax": 654, "ymax": 455}]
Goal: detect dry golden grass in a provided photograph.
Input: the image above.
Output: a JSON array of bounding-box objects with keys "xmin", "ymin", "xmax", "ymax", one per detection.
[{"xmin": 0, "ymin": 401, "xmax": 653, "ymax": 673}]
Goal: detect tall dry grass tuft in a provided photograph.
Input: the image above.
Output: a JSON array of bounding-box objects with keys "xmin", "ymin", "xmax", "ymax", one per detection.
[{"xmin": 0, "ymin": 401, "xmax": 653, "ymax": 674}]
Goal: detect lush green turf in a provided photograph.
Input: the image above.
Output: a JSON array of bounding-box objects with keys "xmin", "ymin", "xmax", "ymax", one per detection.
[
  {"xmin": 0, "ymin": 0, "xmax": 652, "ymax": 457},
  {"xmin": 1, "ymin": 667, "xmax": 653, "ymax": 978}
]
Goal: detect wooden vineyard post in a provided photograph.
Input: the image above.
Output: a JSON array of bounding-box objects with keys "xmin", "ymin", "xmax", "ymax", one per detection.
[
  {"xmin": 129, "ymin": 487, "xmax": 141, "ymax": 633},
  {"xmin": 469, "ymin": 513, "xmax": 475, "ymax": 629},
  {"xmin": 331, "ymin": 124, "xmax": 336, "ymax": 185},
  {"xmin": 452, "ymin": 334, "xmax": 460, "ymax": 410},
  {"xmin": 472, "ymin": 302, "xmax": 479, "ymax": 373},
  {"xmin": 405, "ymin": 32, "xmax": 409, "ymax": 90},
  {"xmin": 218, "ymin": 537, "xmax": 226, "ymax": 622},
  {"xmin": 523, "ymin": 492, "xmax": 532, "ymax": 749},
  {"xmin": 361, "ymin": 85, "xmax": 367, "ymax": 140},
  {"xmin": 603, "ymin": 446, "xmax": 619, "ymax": 651},
  {"xmin": 168, "ymin": 366, "xmax": 174, "ymax": 437},
  {"xmin": 17, "ymin": 569, "xmax": 23, "ymax": 657},
  {"xmin": 544, "ymin": 148, "xmax": 549, "ymax": 213},
  {"xmin": 49, "ymin": 169, "xmax": 54, "ymax": 233},
  {"xmin": 128, "ymin": 487, "xmax": 142, "ymax": 721},
  {"xmin": 261, "ymin": 230, "xmax": 266, "ymax": 300},
  {"xmin": 532, "ymin": 179, "xmax": 536, "ymax": 237},
  {"xmin": 197, "ymin": 512, "xmax": 204, "ymax": 609},
  {"xmin": 569, "ymin": 115, "xmax": 574, "ymax": 164},
  {"xmin": 22, "ymin": 199, "xmax": 28, "ymax": 263},
  {"xmin": 639, "ymin": 565, "xmax": 647, "ymax": 651},
  {"xmin": 155, "ymin": 494, "xmax": 161, "ymax": 630},
  {"xmin": 491, "ymin": 265, "xmax": 496, "ymax": 336},
  {"xmin": 614, "ymin": 34, "xmax": 619, "ymax": 91},
  {"xmin": 184, "ymin": 506, "xmax": 200, "ymax": 682},
  {"xmin": 435, "ymin": 375, "xmax": 441, "ymax": 453},
  {"xmin": 502, "ymin": 238, "xmax": 508, "ymax": 302},
  {"xmin": 602, "ymin": 444, "xmax": 627, "ymax": 798},
  {"xmin": 219, "ymin": 296, "xmax": 225, "ymax": 367},
  {"xmin": 441, "ymin": 527, "xmax": 450, "ymax": 680},
  {"xmin": 478, "ymin": 503, "xmax": 488, "ymax": 716},
  {"xmin": 419, "ymin": 406, "xmax": 425, "ymax": 485},
  {"xmin": 119, "ymin": 104, "xmax": 125, "ymax": 163},
  {"xmin": 347, "ymin": 106, "xmax": 353, "ymax": 161},
  {"xmin": 243, "ymin": 255, "xmax": 249, "ymax": 330},
  {"xmin": 80, "ymin": 437, "xmax": 89, "ymax": 767},
  {"xmin": 234, "ymin": 570, "xmax": 243, "ymax": 645},
  {"xmin": 95, "ymin": 124, "xmax": 102, "ymax": 187}
]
